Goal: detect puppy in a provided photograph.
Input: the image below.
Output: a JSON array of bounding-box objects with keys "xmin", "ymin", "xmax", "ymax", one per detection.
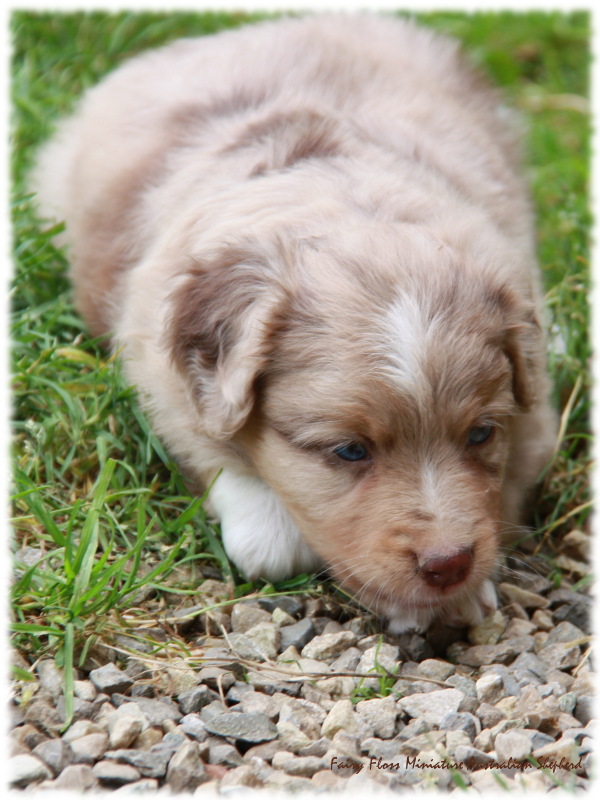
[{"xmin": 31, "ymin": 14, "xmax": 557, "ymax": 632}]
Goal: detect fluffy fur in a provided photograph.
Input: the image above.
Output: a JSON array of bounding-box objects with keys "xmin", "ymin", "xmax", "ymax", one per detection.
[{"xmin": 31, "ymin": 14, "xmax": 557, "ymax": 632}]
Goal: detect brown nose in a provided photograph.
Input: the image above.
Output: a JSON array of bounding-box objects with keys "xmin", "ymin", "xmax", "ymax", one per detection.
[{"xmin": 420, "ymin": 548, "xmax": 473, "ymax": 589}]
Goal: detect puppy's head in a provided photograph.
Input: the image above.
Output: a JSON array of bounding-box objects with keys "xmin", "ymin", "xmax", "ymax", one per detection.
[{"xmin": 168, "ymin": 228, "xmax": 544, "ymax": 626}]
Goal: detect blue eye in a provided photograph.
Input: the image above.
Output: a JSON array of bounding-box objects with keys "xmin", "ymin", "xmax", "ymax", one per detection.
[
  {"xmin": 467, "ymin": 425, "xmax": 494, "ymax": 446},
  {"xmin": 334, "ymin": 442, "xmax": 369, "ymax": 462}
]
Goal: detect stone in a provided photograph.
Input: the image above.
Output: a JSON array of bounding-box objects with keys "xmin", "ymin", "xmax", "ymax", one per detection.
[
  {"xmin": 166, "ymin": 741, "xmax": 210, "ymax": 791},
  {"xmin": 70, "ymin": 732, "xmax": 109, "ymax": 764},
  {"xmin": 498, "ymin": 583, "xmax": 550, "ymax": 609},
  {"xmin": 239, "ymin": 691, "xmax": 281, "ymax": 719},
  {"xmin": 537, "ymin": 642, "xmax": 581, "ymax": 670},
  {"xmin": 106, "ymin": 743, "xmax": 176, "ymax": 778},
  {"xmin": 62, "ymin": 719, "xmax": 105, "ymax": 742},
  {"xmin": 12, "ymin": 722, "xmax": 47, "ymax": 750},
  {"xmin": 31, "ymin": 738, "xmax": 73, "ymax": 776},
  {"xmin": 236, "ymin": 623, "xmax": 281, "ymax": 660},
  {"xmin": 109, "ymin": 714, "xmax": 145, "ymax": 750},
  {"xmin": 278, "ymin": 698, "xmax": 324, "ymax": 740},
  {"xmin": 36, "ymin": 659, "xmax": 64, "ymax": 699},
  {"xmin": 399, "ymin": 731, "xmax": 446, "ymax": 756},
  {"xmin": 203, "ymin": 711, "xmax": 278, "ymax": 742},
  {"xmin": 468, "ymin": 610, "xmax": 507, "ymax": 645},
  {"xmin": 399, "ymin": 688, "xmax": 464, "ymax": 726},
  {"xmin": 574, "ymin": 695, "xmax": 594, "ymax": 726},
  {"xmin": 301, "ymin": 631, "xmax": 358, "ymax": 662},
  {"xmin": 257, "ymin": 595, "xmax": 304, "ymax": 617},
  {"xmin": 272, "ymin": 607, "xmax": 296, "ymax": 627},
  {"xmin": 545, "ymin": 620, "xmax": 585, "ymax": 645},
  {"xmin": 178, "ymin": 685, "xmax": 217, "ymax": 715},
  {"xmin": 208, "ymin": 742, "xmax": 244, "ymax": 766},
  {"xmin": 415, "ymin": 658, "xmax": 456, "ymax": 681},
  {"xmin": 271, "ymin": 751, "xmax": 328, "ymax": 777},
  {"xmin": 112, "ymin": 778, "xmax": 160, "ymax": 793},
  {"xmin": 453, "ymin": 745, "xmax": 496, "ymax": 769},
  {"xmin": 133, "ymin": 728, "xmax": 164, "ymax": 750},
  {"xmin": 56, "ymin": 695, "xmax": 95, "ymax": 723},
  {"xmin": 532, "ymin": 735, "xmax": 582, "ymax": 765},
  {"xmin": 476, "ymin": 703, "xmax": 507, "ymax": 729},
  {"xmin": 321, "ymin": 699, "xmax": 359, "ymax": 738},
  {"xmin": 503, "ymin": 618, "xmax": 537, "ymax": 638},
  {"xmin": 495, "ymin": 730, "xmax": 532, "ymax": 762},
  {"xmin": 90, "ymin": 663, "xmax": 134, "ymax": 694},
  {"xmin": 23, "ymin": 698, "xmax": 64, "ymax": 735},
  {"xmin": 230, "ymin": 602, "xmax": 272, "ymax": 633},
  {"xmin": 74, "ymin": 680, "xmax": 97, "ymax": 702},
  {"xmin": 476, "ymin": 673, "xmax": 505, "ymax": 704},
  {"xmin": 532, "ymin": 608, "xmax": 554, "ymax": 631},
  {"xmin": 49, "ymin": 763, "xmax": 97, "ymax": 791},
  {"xmin": 219, "ymin": 764, "xmax": 264, "ymax": 789},
  {"xmin": 439, "ymin": 712, "xmax": 480, "ymax": 740},
  {"xmin": 118, "ymin": 696, "xmax": 182, "ymax": 725},
  {"xmin": 355, "ymin": 697, "xmax": 398, "ymax": 739},
  {"xmin": 9, "ymin": 754, "xmax": 52, "ymax": 787},
  {"xmin": 455, "ymin": 640, "xmax": 532, "ymax": 667},
  {"xmin": 298, "ymin": 737, "xmax": 331, "ymax": 758},
  {"xmin": 356, "ymin": 643, "xmax": 400, "ymax": 689},
  {"xmin": 552, "ymin": 598, "xmax": 592, "ymax": 634},
  {"xmin": 276, "ymin": 720, "xmax": 312, "ymax": 752},
  {"xmin": 92, "ymin": 760, "xmax": 141, "ymax": 786},
  {"xmin": 280, "ymin": 619, "xmax": 316, "ymax": 652}
]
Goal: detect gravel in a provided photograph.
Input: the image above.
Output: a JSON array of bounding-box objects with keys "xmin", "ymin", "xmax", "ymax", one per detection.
[{"xmin": 10, "ymin": 572, "xmax": 594, "ymax": 793}]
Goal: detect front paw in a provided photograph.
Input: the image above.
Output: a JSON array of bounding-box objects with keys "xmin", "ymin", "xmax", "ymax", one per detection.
[
  {"xmin": 210, "ymin": 470, "xmax": 323, "ymax": 582},
  {"xmin": 386, "ymin": 580, "xmax": 498, "ymax": 633},
  {"xmin": 445, "ymin": 580, "xmax": 498, "ymax": 628}
]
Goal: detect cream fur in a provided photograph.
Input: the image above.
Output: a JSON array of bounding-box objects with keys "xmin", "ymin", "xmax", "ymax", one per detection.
[{"xmin": 30, "ymin": 14, "xmax": 557, "ymax": 632}]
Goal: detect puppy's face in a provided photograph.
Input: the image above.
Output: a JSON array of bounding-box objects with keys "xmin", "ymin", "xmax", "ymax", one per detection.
[{"xmin": 169, "ymin": 229, "xmax": 542, "ymax": 624}]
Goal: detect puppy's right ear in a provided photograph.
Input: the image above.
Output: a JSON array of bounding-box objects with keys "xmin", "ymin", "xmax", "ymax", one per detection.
[{"xmin": 167, "ymin": 252, "xmax": 283, "ymax": 439}]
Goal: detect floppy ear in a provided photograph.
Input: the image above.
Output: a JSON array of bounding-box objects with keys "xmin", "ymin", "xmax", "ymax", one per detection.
[
  {"xmin": 494, "ymin": 286, "xmax": 545, "ymax": 411},
  {"xmin": 167, "ymin": 251, "xmax": 283, "ymax": 439}
]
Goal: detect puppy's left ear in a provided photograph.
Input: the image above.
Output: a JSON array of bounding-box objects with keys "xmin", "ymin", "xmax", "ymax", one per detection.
[
  {"xmin": 497, "ymin": 289, "xmax": 545, "ymax": 411},
  {"xmin": 167, "ymin": 253, "xmax": 284, "ymax": 439}
]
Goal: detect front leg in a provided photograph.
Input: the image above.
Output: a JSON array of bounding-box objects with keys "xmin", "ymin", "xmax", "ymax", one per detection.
[{"xmin": 208, "ymin": 469, "xmax": 323, "ymax": 582}]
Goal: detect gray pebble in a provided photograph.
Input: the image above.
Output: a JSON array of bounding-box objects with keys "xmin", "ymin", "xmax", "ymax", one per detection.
[
  {"xmin": 105, "ymin": 743, "xmax": 175, "ymax": 778},
  {"xmin": 48, "ymin": 763, "xmax": 97, "ymax": 791},
  {"xmin": 204, "ymin": 711, "xmax": 278, "ymax": 742},
  {"xmin": 23, "ymin": 698, "xmax": 64, "ymax": 736},
  {"xmin": 9, "ymin": 754, "xmax": 52, "ymax": 787},
  {"xmin": 90, "ymin": 663, "xmax": 134, "ymax": 695},
  {"xmin": 92, "ymin": 759, "xmax": 141, "ymax": 786},
  {"xmin": 209, "ymin": 742, "xmax": 244, "ymax": 766},
  {"xmin": 553, "ymin": 599, "xmax": 591, "ymax": 633},
  {"xmin": 280, "ymin": 618, "xmax": 316, "ymax": 652},
  {"xmin": 399, "ymin": 688, "xmax": 464, "ymax": 726},
  {"xmin": 166, "ymin": 741, "xmax": 210, "ymax": 791},
  {"xmin": 537, "ymin": 642, "xmax": 581, "ymax": 670},
  {"xmin": 70, "ymin": 732, "xmax": 109, "ymax": 764},
  {"xmin": 257, "ymin": 595, "xmax": 304, "ymax": 617},
  {"xmin": 574, "ymin": 695, "xmax": 594, "ymax": 726},
  {"xmin": 454, "ymin": 745, "xmax": 496, "ymax": 768},
  {"xmin": 495, "ymin": 730, "xmax": 532, "ymax": 762},
  {"xmin": 36, "ymin": 660, "xmax": 64, "ymax": 700},
  {"xmin": 301, "ymin": 630, "xmax": 358, "ymax": 662},
  {"xmin": 439, "ymin": 711, "xmax": 480, "ymax": 740},
  {"xmin": 113, "ymin": 695, "xmax": 182, "ymax": 725},
  {"xmin": 231, "ymin": 602, "xmax": 272, "ymax": 633},
  {"xmin": 177, "ymin": 684, "xmax": 217, "ymax": 714},
  {"xmin": 31, "ymin": 738, "xmax": 73, "ymax": 776}
]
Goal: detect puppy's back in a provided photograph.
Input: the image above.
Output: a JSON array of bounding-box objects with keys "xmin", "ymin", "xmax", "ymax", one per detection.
[{"xmin": 31, "ymin": 15, "xmax": 529, "ymax": 336}]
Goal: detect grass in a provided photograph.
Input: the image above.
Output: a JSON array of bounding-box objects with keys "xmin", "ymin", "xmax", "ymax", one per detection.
[{"xmin": 10, "ymin": 10, "xmax": 592, "ymax": 713}]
